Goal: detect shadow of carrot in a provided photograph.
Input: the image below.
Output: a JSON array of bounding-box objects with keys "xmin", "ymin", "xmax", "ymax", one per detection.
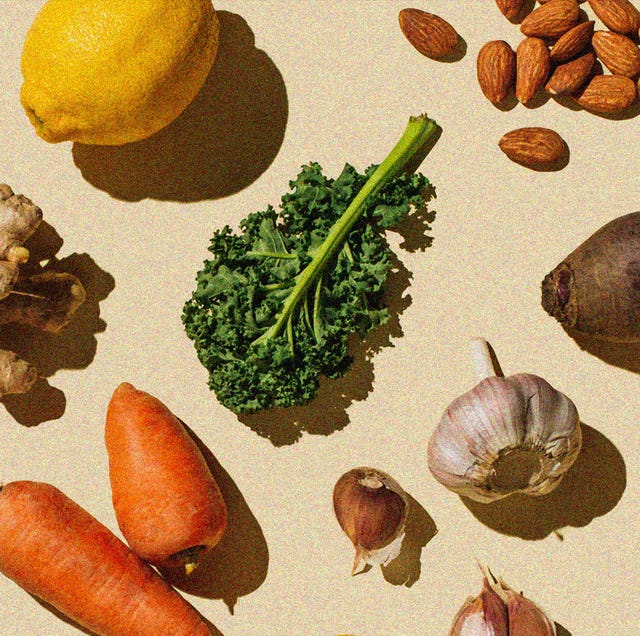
[{"xmin": 160, "ymin": 423, "xmax": 269, "ymax": 615}]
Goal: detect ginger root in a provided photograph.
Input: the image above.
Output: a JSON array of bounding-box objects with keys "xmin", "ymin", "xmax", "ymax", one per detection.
[{"xmin": 0, "ymin": 184, "xmax": 86, "ymax": 396}]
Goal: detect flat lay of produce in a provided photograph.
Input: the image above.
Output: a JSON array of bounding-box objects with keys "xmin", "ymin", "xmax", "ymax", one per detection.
[{"xmin": 2, "ymin": 1, "xmax": 639, "ymax": 634}]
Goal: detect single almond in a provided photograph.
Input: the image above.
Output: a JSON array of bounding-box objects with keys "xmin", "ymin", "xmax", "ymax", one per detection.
[
  {"xmin": 550, "ymin": 21, "xmax": 595, "ymax": 62},
  {"xmin": 587, "ymin": 0, "xmax": 640, "ymax": 35},
  {"xmin": 574, "ymin": 73, "xmax": 638, "ymax": 112},
  {"xmin": 495, "ymin": 0, "xmax": 527, "ymax": 21},
  {"xmin": 499, "ymin": 127, "xmax": 567, "ymax": 170},
  {"xmin": 398, "ymin": 8, "xmax": 459, "ymax": 60},
  {"xmin": 477, "ymin": 40, "xmax": 517, "ymax": 103},
  {"xmin": 516, "ymin": 37, "xmax": 552, "ymax": 103},
  {"xmin": 520, "ymin": 0, "xmax": 580, "ymax": 39},
  {"xmin": 592, "ymin": 30, "xmax": 640, "ymax": 78},
  {"xmin": 546, "ymin": 50, "xmax": 596, "ymax": 94}
]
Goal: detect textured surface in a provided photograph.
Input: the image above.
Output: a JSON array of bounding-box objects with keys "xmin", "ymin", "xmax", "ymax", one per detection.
[{"xmin": 1, "ymin": 2, "xmax": 639, "ymax": 635}]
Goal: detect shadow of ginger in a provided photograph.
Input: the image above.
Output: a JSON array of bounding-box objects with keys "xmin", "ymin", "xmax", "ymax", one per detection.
[{"xmin": 0, "ymin": 222, "xmax": 115, "ymax": 426}]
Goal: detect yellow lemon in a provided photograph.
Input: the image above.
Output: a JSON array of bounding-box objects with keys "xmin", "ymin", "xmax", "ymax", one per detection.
[{"xmin": 20, "ymin": 0, "xmax": 219, "ymax": 145}]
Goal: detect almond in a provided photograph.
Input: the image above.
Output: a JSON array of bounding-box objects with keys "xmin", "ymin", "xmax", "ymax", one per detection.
[
  {"xmin": 477, "ymin": 40, "xmax": 517, "ymax": 104},
  {"xmin": 398, "ymin": 8, "xmax": 459, "ymax": 60},
  {"xmin": 587, "ymin": 0, "xmax": 640, "ymax": 35},
  {"xmin": 499, "ymin": 127, "xmax": 567, "ymax": 170},
  {"xmin": 592, "ymin": 30, "xmax": 640, "ymax": 78},
  {"xmin": 574, "ymin": 73, "xmax": 638, "ymax": 112},
  {"xmin": 495, "ymin": 0, "xmax": 526, "ymax": 21},
  {"xmin": 550, "ymin": 21, "xmax": 595, "ymax": 62},
  {"xmin": 546, "ymin": 51, "xmax": 596, "ymax": 94},
  {"xmin": 520, "ymin": 0, "xmax": 580, "ymax": 39},
  {"xmin": 516, "ymin": 37, "xmax": 552, "ymax": 103}
]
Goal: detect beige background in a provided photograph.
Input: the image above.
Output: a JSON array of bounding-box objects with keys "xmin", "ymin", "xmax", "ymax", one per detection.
[{"xmin": 1, "ymin": 1, "xmax": 639, "ymax": 634}]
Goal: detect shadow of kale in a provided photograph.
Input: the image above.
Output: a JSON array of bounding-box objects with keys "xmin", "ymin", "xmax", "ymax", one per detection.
[{"xmin": 236, "ymin": 194, "xmax": 438, "ymax": 446}]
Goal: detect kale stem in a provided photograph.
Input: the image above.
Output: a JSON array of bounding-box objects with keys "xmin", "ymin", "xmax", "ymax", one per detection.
[
  {"xmin": 253, "ymin": 114, "xmax": 439, "ymax": 346},
  {"xmin": 246, "ymin": 250, "xmax": 298, "ymax": 260},
  {"xmin": 262, "ymin": 281, "xmax": 291, "ymax": 291},
  {"xmin": 312, "ymin": 275, "xmax": 323, "ymax": 342}
]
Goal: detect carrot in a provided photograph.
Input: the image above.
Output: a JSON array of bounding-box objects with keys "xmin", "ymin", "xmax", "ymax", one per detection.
[
  {"xmin": 105, "ymin": 382, "xmax": 227, "ymax": 574},
  {"xmin": 0, "ymin": 480, "xmax": 215, "ymax": 636}
]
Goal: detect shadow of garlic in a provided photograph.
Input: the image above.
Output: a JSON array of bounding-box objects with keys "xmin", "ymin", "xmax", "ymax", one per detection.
[
  {"xmin": 428, "ymin": 338, "xmax": 581, "ymax": 503},
  {"xmin": 333, "ymin": 467, "xmax": 408, "ymax": 575},
  {"xmin": 450, "ymin": 565, "xmax": 556, "ymax": 635}
]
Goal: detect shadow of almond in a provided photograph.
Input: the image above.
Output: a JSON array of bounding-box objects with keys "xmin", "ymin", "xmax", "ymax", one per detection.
[
  {"xmin": 160, "ymin": 423, "xmax": 269, "ymax": 615},
  {"xmin": 461, "ymin": 423, "xmax": 626, "ymax": 540},
  {"xmin": 0, "ymin": 223, "xmax": 115, "ymax": 426},
  {"xmin": 439, "ymin": 36, "xmax": 467, "ymax": 63},
  {"xmin": 381, "ymin": 494, "xmax": 437, "ymax": 587},
  {"xmin": 72, "ymin": 11, "xmax": 288, "ymax": 202}
]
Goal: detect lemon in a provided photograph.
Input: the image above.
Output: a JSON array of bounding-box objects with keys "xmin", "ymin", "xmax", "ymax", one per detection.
[{"xmin": 20, "ymin": 0, "xmax": 219, "ymax": 145}]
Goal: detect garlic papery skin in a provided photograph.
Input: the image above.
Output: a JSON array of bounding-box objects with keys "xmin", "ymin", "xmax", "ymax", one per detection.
[
  {"xmin": 428, "ymin": 338, "xmax": 581, "ymax": 503},
  {"xmin": 333, "ymin": 467, "xmax": 409, "ymax": 575},
  {"xmin": 449, "ymin": 574, "xmax": 509, "ymax": 636},
  {"xmin": 451, "ymin": 567, "xmax": 556, "ymax": 636},
  {"xmin": 498, "ymin": 578, "xmax": 556, "ymax": 636}
]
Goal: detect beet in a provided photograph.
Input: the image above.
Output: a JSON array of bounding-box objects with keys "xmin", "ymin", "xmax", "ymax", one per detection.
[{"xmin": 542, "ymin": 212, "xmax": 640, "ymax": 342}]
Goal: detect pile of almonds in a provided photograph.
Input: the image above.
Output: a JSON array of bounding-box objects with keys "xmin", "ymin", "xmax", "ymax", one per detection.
[{"xmin": 399, "ymin": 0, "xmax": 640, "ymax": 170}]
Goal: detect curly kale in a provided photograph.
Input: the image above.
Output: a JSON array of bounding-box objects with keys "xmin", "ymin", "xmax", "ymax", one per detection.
[{"xmin": 183, "ymin": 115, "xmax": 439, "ymax": 414}]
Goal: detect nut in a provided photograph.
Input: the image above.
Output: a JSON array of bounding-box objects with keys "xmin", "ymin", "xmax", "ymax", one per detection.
[
  {"xmin": 546, "ymin": 50, "xmax": 596, "ymax": 94},
  {"xmin": 520, "ymin": 0, "xmax": 580, "ymax": 39},
  {"xmin": 499, "ymin": 127, "xmax": 567, "ymax": 170},
  {"xmin": 495, "ymin": 0, "xmax": 526, "ymax": 21},
  {"xmin": 592, "ymin": 30, "xmax": 640, "ymax": 78},
  {"xmin": 587, "ymin": 0, "xmax": 640, "ymax": 35},
  {"xmin": 477, "ymin": 40, "xmax": 517, "ymax": 104},
  {"xmin": 574, "ymin": 73, "xmax": 638, "ymax": 112},
  {"xmin": 516, "ymin": 37, "xmax": 552, "ymax": 103},
  {"xmin": 398, "ymin": 8, "xmax": 459, "ymax": 60},
  {"xmin": 550, "ymin": 20, "xmax": 596, "ymax": 62}
]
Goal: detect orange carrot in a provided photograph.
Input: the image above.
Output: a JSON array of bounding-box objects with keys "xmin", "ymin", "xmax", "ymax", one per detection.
[
  {"xmin": 0, "ymin": 480, "xmax": 215, "ymax": 636},
  {"xmin": 105, "ymin": 382, "xmax": 227, "ymax": 574}
]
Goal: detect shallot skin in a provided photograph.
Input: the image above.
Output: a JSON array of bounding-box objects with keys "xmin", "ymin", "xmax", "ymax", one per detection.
[{"xmin": 542, "ymin": 211, "xmax": 640, "ymax": 342}]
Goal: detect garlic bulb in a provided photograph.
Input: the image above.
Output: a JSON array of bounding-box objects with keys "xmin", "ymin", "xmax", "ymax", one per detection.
[
  {"xmin": 333, "ymin": 467, "xmax": 408, "ymax": 574},
  {"xmin": 450, "ymin": 566, "xmax": 556, "ymax": 636},
  {"xmin": 449, "ymin": 570, "xmax": 508, "ymax": 636},
  {"xmin": 428, "ymin": 338, "xmax": 581, "ymax": 503}
]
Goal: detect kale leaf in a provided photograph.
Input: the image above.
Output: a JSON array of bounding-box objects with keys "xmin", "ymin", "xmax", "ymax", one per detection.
[{"xmin": 183, "ymin": 115, "xmax": 438, "ymax": 414}]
